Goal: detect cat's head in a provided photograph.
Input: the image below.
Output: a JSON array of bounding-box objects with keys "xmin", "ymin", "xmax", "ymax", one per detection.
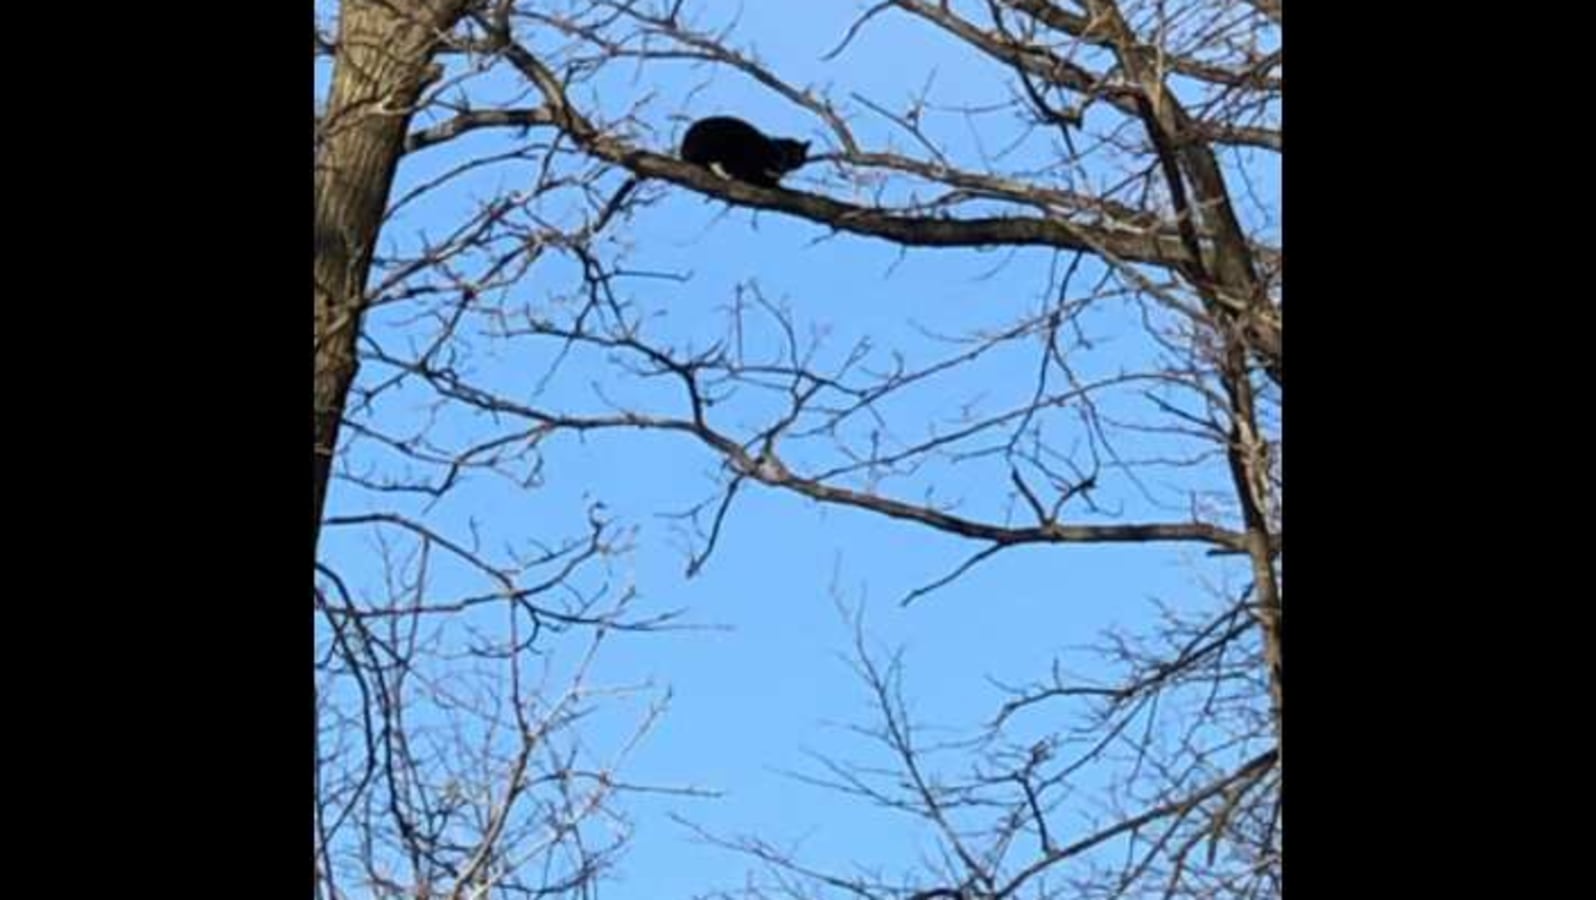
[{"xmin": 770, "ymin": 138, "xmax": 811, "ymax": 172}]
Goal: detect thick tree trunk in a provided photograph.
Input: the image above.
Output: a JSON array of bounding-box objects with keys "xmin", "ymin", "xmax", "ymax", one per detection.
[{"xmin": 313, "ymin": 0, "xmax": 467, "ymax": 549}]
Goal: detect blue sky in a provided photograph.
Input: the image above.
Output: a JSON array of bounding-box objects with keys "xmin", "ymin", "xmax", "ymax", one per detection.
[{"xmin": 316, "ymin": 2, "xmax": 1279, "ymax": 895}]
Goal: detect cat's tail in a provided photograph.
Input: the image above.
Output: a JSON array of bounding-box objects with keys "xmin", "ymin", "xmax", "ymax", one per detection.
[{"xmin": 592, "ymin": 176, "xmax": 642, "ymax": 233}]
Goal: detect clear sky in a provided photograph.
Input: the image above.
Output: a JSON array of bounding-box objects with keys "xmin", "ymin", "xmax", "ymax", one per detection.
[{"xmin": 316, "ymin": 2, "xmax": 1279, "ymax": 896}]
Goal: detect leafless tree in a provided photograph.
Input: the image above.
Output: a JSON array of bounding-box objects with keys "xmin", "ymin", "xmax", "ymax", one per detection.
[
  {"xmin": 315, "ymin": 3, "xmax": 695, "ymax": 897},
  {"xmin": 315, "ymin": 0, "xmax": 1280, "ymax": 897}
]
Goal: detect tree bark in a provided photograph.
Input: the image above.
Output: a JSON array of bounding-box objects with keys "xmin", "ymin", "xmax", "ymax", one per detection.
[{"xmin": 313, "ymin": 0, "xmax": 468, "ymax": 550}]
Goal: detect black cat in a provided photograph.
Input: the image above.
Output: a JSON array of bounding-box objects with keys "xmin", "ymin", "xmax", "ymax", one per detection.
[{"xmin": 680, "ymin": 116, "xmax": 810, "ymax": 188}]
